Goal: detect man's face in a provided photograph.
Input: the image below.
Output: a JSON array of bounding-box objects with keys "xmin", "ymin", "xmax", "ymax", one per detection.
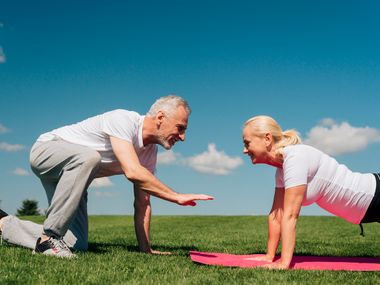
[{"xmin": 157, "ymin": 106, "xmax": 189, "ymax": 150}]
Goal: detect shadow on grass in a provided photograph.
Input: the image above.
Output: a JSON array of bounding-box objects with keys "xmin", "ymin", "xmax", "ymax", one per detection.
[{"xmin": 87, "ymin": 241, "xmax": 199, "ymax": 255}]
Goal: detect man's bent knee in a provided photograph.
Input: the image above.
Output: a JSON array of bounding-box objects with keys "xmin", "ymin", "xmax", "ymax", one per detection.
[{"xmin": 80, "ymin": 150, "xmax": 101, "ymax": 168}]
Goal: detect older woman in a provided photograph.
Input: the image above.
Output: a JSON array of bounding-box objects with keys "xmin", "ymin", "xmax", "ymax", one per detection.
[{"xmin": 242, "ymin": 115, "xmax": 379, "ymax": 269}]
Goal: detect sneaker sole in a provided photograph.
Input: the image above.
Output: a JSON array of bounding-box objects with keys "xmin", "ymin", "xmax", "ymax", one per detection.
[{"xmin": 32, "ymin": 249, "xmax": 77, "ymax": 259}]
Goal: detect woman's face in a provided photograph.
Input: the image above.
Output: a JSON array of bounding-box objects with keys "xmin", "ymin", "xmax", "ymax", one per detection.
[{"xmin": 242, "ymin": 127, "xmax": 270, "ymax": 164}]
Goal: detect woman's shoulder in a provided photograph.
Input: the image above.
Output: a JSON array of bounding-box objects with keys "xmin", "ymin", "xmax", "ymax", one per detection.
[
  {"xmin": 284, "ymin": 144, "xmax": 324, "ymax": 159},
  {"xmin": 284, "ymin": 144, "xmax": 317, "ymax": 152}
]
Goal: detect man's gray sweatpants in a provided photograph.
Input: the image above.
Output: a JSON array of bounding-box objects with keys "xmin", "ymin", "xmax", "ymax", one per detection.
[{"xmin": 2, "ymin": 139, "xmax": 101, "ymax": 251}]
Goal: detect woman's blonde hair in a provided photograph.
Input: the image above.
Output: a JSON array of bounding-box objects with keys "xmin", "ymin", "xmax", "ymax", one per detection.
[{"xmin": 244, "ymin": 115, "xmax": 301, "ymax": 157}]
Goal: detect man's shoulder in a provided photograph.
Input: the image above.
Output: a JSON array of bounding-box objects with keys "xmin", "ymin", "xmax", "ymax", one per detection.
[
  {"xmin": 103, "ymin": 109, "xmax": 142, "ymax": 122},
  {"xmin": 105, "ymin": 109, "xmax": 140, "ymax": 116}
]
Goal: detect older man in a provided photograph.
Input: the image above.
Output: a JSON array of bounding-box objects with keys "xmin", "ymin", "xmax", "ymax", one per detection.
[{"xmin": 0, "ymin": 95, "xmax": 213, "ymax": 258}]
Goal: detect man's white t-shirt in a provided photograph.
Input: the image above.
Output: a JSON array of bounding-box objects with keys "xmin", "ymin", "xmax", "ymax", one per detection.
[
  {"xmin": 37, "ymin": 109, "xmax": 157, "ymax": 175},
  {"xmin": 275, "ymin": 144, "xmax": 376, "ymax": 224}
]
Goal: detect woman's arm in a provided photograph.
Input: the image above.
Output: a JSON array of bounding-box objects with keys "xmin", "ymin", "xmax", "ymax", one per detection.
[
  {"xmin": 266, "ymin": 187, "xmax": 285, "ymax": 260},
  {"xmin": 251, "ymin": 187, "xmax": 284, "ymax": 262},
  {"xmin": 264, "ymin": 185, "xmax": 306, "ymax": 269}
]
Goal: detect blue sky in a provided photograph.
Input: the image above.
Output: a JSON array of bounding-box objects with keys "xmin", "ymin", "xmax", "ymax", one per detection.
[{"xmin": 1, "ymin": 1, "xmax": 380, "ymax": 217}]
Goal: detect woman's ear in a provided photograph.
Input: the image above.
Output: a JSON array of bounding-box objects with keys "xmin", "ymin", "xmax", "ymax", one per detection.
[{"xmin": 264, "ymin": 132, "xmax": 273, "ymax": 148}]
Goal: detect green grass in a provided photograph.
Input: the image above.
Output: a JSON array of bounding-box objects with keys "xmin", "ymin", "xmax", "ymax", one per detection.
[{"xmin": 1, "ymin": 216, "xmax": 380, "ymax": 284}]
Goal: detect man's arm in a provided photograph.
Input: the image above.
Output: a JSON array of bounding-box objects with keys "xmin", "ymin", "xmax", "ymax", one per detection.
[
  {"xmin": 133, "ymin": 185, "xmax": 152, "ymax": 253},
  {"xmin": 133, "ymin": 185, "xmax": 171, "ymax": 254},
  {"xmin": 110, "ymin": 136, "xmax": 213, "ymax": 205}
]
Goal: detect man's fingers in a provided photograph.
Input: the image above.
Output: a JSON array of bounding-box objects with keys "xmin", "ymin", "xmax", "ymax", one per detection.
[
  {"xmin": 178, "ymin": 194, "xmax": 214, "ymax": 206},
  {"xmin": 194, "ymin": 194, "xmax": 214, "ymax": 200}
]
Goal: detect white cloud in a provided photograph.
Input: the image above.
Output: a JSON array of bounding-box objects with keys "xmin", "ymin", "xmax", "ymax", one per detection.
[
  {"xmin": 186, "ymin": 143, "xmax": 243, "ymax": 175},
  {"xmin": 157, "ymin": 150, "xmax": 183, "ymax": 165},
  {"xmin": 12, "ymin": 168, "xmax": 30, "ymax": 176},
  {"xmin": 157, "ymin": 144, "xmax": 244, "ymax": 175},
  {"xmin": 0, "ymin": 142, "xmax": 25, "ymax": 152},
  {"xmin": 0, "ymin": 47, "xmax": 5, "ymax": 63},
  {"xmin": 304, "ymin": 118, "xmax": 380, "ymax": 156},
  {"xmin": 0, "ymin": 124, "xmax": 9, "ymax": 134},
  {"xmin": 89, "ymin": 177, "xmax": 114, "ymax": 188},
  {"xmin": 90, "ymin": 178, "xmax": 117, "ymax": 198},
  {"xmin": 319, "ymin": 118, "xmax": 336, "ymax": 127},
  {"xmin": 38, "ymin": 208, "xmax": 47, "ymax": 215}
]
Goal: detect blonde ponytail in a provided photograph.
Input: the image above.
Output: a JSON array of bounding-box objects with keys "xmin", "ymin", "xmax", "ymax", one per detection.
[{"xmin": 275, "ymin": 129, "xmax": 302, "ymax": 157}]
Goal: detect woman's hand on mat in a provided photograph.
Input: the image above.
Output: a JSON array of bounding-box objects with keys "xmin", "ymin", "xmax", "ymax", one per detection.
[{"xmin": 177, "ymin": 194, "xmax": 214, "ymax": 206}]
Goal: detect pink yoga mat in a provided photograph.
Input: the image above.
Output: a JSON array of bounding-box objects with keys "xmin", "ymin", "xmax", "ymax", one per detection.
[{"xmin": 190, "ymin": 251, "xmax": 380, "ymax": 271}]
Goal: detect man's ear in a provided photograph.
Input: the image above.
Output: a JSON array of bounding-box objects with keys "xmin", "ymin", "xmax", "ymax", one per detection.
[
  {"xmin": 156, "ymin": 111, "xmax": 165, "ymax": 125},
  {"xmin": 156, "ymin": 111, "xmax": 165, "ymax": 122}
]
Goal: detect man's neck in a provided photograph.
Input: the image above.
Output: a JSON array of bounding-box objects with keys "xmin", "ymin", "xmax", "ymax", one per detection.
[{"xmin": 142, "ymin": 116, "xmax": 157, "ymax": 146}]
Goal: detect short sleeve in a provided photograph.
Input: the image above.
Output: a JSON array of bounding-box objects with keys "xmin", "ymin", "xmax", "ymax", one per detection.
[
  {"xmin": 275, "ymin": 168, "xmax": 284, "ymax": 188},
  {"xmin": 282, "ymin": 147, "xmax": 309, "ymax": 189},
  {"xmin": 102, "ymin": 110, "xmax": 138, "ymax": 142},
  {"xmin": 140, "ymin": 145, "xmax": 158, "ymax": 174}
]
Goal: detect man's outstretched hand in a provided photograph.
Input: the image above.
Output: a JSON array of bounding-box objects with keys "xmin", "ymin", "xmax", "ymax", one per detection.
[{"xmin": 177, "ymin": 194, "xmax": 214, "ymax": 206}]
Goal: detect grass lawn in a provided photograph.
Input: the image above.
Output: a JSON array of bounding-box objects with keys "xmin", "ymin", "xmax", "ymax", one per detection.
[{"xmin": 1, "ymin": 215, "xmax": 380, "ymax": 284}]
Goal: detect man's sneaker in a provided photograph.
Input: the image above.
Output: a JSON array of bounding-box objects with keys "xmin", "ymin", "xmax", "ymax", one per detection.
[
  {"xmin": 0, "ymin": 209, "xmax": 8, "ymax": 245},
  {"xmin": 34, "ymin": 236, "xmax": 76, "ymax": 259}
]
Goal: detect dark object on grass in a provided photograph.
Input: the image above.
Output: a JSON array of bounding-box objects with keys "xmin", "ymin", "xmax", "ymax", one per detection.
[{"xmin": 0, "ymin": 209, "xmax": 8, "ymax": 219}]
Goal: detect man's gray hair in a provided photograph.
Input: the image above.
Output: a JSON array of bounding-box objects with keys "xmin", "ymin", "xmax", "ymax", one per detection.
[{"xmin": 146, "ymin": 95, "xmax": 191, "ymax": 117}]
